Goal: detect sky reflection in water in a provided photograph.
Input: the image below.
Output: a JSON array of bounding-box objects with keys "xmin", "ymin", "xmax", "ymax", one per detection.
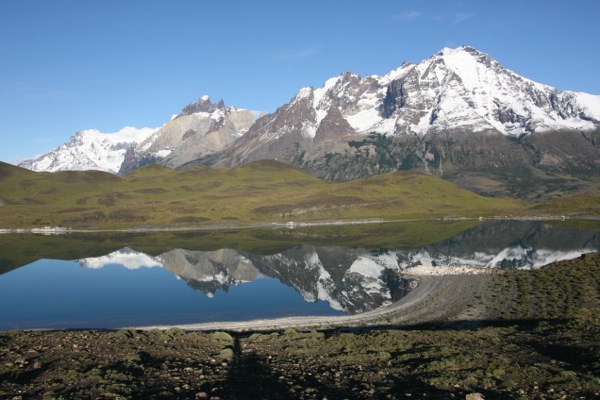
[
  {"xmin": 0, "ymin": 220, "xmax": 598, "ymax": 330},
  {"xmin": 0, "ymin": 259, "xmax": 341, "ymax": 330}
]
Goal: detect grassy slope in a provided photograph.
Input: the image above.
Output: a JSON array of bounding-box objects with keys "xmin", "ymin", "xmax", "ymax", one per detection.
[
  {"xmin": 0, "ymin": 160, "xmax": 594, "ymax": 230},
  {"xmin": 531, "ymin": 193, "xmax": 600, "ymax": 216}
]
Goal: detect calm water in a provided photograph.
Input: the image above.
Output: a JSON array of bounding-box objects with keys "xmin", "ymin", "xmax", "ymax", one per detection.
[{"xmin": 0, "ymin": 220, "xmax": 598, "ymax": 330}]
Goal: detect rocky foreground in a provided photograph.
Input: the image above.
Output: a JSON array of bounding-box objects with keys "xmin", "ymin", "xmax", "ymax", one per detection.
[{"xmin": 1, "ymin": 254, "xmax": 599, "ymax": 400}]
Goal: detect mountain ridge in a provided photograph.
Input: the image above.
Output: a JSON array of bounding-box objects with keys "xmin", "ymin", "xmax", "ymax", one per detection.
[
  {"xmin": 20, "ymin": 97, "xmax": 257, "ymax": 175},
  {"xmin": 17, "ymin": 46, "xmax": 600, "ymax": 199},
  {"xmin": 184, "ymin": 46, "xmax": 600, "ymax": 198}
]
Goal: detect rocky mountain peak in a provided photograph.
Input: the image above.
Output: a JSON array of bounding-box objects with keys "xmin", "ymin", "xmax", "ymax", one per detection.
[
  {"xmin": 182, "ymin": 46, "xmax": 600, "ymax": 199},
  {"xmin": 179, "ymin": 96, "xmax": 227, "ymax": 116}
]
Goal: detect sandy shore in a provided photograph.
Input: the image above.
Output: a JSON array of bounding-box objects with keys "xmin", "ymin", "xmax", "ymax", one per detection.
[{"xmin": 134, "ymin": 267, "xmax": 499, "ymax": 332}]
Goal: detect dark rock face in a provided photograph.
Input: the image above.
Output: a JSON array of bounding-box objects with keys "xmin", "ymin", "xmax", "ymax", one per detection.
[
  {"xmin": 381, "ymin": 80, "xmax": 406, "ymax": 119},
  {"xmin": 118, "ymin": 145, "xmax": 162, "ymax": 175},
  {"xmin": 306, "ymin": 129, "xmax": 600, "ymax": 198},
  {"xmin": 187, "ymin": 125, "xmax": 600, "ymax": 199}
]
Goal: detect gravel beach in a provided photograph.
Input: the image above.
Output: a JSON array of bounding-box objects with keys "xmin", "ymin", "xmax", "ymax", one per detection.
[{"xmin": 135, "ymin": 267, "xmax": 499, "ymax": 332}]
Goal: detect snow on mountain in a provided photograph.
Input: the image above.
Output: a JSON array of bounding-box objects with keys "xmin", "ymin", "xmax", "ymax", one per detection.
[
  {"xmin": 142, "ymin": 97, "xmax": 256, "ymax": 171},
  {"xmin": 77, "ymin": 247, "xmax": 163, "ymax": 270},
  {"xmin": 19, "ymin": 96, "xmax": 256, "ymax": 174},
  {"xmin": 386, "ymin": 245, "xmax": 594, "ymax": 272},
  {"xmin": 156, "ymin": 248, "xmax": 260, "ymax": 297},
  {"xmin": 20, "ymin": 126, "xmax": 159, "ymax": 174},
  {"xmin": 17, "ymin": 46, "xmax": 600, "ymax": 184},
  {"xmin": 188, "ymin": 45, "xmax": 600, "ymax": 188},
  {"xmin": 288, "ymin": 46, "xmax": 600, "ymax": 139}
]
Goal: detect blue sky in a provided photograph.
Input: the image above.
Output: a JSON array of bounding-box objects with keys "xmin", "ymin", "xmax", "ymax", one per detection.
[{"xmin": 1, "ymin": 0, "xmax": 599, "ymax": 164}]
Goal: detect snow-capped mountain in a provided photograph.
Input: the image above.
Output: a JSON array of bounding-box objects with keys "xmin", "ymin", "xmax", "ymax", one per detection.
[
  {"xmin": 77, "ymin": 247, "xmax": 163, "ymax": 269},
  {"xmin": 375, "ymin": 46, "xmax": 600, "ymax": 136},
  {"xmin": 235, "ymin": 46, "xmax": 598, "ymax": 145},
  {"xmin": 19, "ymin": 96, "xmax": 257, "ymax": 175},
  {"xmin": 19, "ymin": 46, "xmax": 600, "ymax": 198},
  {"xmin": 186, "ymin": 46, "xmax": 600, "ymax": 198},
  {"xmin": 118, "ymin": 96, "xmax": 256, "ymax": 174},
  {"xmin": 72, "ymin": 220, "xmax": 600, "ymax": 314},
  {"xmin": 249, "ymin": 46, "xmax": 599, "ymax": 143},
  {"xmin": 19, "ymin": 126, "xmax": 159, "ymax": 174},
  {"xmin": 156, "ymin": 248, "xmax": 259, "ymax": 298}
]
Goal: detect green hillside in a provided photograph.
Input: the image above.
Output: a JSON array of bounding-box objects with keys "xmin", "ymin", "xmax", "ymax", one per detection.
[{"xmin": 0, "ymin": 159, "xmax": 575, "ymax": 230}]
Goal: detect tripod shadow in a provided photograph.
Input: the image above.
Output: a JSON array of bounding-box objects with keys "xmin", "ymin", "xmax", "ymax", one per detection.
[{"xmin": 220, "ymin": 335, "xmax": 291, "ymax": 399}]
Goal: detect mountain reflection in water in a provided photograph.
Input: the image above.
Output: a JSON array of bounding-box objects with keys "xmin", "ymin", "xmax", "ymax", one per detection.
[
  {"xmin": 75, "ymin": 220, "xmax": 600, "ymax": 315},
  {"xmin": 79, "ymin": 246, "xmax": 418, "ymax": 315},
  {"xmin": 0, "ymin": 220, "xmax": 598, "ymax": 329}
]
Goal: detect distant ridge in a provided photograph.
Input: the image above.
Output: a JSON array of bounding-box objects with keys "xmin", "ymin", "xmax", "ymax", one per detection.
[{"xmin": 19, "ymin": 97, "xmax": 257, "ymax": 176}]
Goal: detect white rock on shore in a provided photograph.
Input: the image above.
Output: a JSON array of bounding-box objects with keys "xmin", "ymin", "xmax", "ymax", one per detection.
[{"xmin": 403, "ymin": 265, "xmax": 495, "ymax": 276}]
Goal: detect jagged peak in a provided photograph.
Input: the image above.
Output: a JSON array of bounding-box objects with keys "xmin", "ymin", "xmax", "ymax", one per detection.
[
  {"xmin": 382, "ymin": 61, "xmax": 415, "ymax": 83},
  {"xmin": 292, "ymin": 72, "xmax": 365, "ymax": 109},
  {"xmin": 322, "ymin": 72, "xmax": 362, "ymax": 89},
  {"xmin": 179, "ymin": 96, "xmax": 227, "ymax": 116},
  {"xmin": 294, "ymin": 86, "xmax": 314, "ymax": 101}
]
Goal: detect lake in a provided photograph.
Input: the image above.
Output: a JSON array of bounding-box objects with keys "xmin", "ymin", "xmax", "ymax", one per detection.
[{"xmin": 0, "ymin": 219, "xmax": 598, "ymax": 330}]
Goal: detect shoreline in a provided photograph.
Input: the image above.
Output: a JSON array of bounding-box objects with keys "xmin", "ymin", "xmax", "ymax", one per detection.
[
  {"xmin": 0, "ymin": 214, "xmax": 587, "ymax": 235},
  {"xmin": 131, "ymin": 268, "xmax": 499, "ymax": 333},
  {"xmin": 0, "ymin": 268, "xmax": 498, "ymax": 334},
  {"xmin": 0, "ymin": 265, "xmax": 499, "ymax": 334}
]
